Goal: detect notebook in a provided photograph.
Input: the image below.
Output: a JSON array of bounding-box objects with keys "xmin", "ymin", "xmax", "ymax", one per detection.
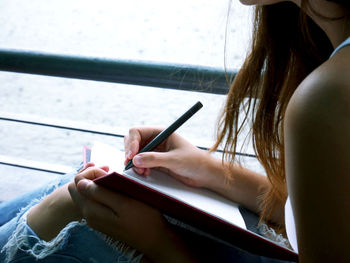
[{"xmin": 85, "ymin": 141, "xmax": 298, "ymax": 261}]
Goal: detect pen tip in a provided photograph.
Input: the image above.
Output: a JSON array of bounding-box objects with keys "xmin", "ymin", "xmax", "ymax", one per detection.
[{"xmin": 124, "ymin": 163, "xmax": 133, "ymax": 171}]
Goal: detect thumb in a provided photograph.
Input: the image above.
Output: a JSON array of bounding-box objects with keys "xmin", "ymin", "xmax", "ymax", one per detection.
[
  {"xmin": 77, "ymin": 179, "xmax": 95, "ymax": 194},
  {"xmin": 77, "ymin": 179, "xmax": 112, "ymax": 205},
  {"xmin": 132, "ymin": 152, "xmax": 172, "ymax": 169},
  {"xmin": 76, "ymin": 178, "xmax": 131, "ymax": 213},
  {"xmin": 75, "ymin": 167, "xmax": 109, "ymax": 185}
]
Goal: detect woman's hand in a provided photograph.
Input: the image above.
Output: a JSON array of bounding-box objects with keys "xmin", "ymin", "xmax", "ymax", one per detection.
[
  {"xmin": 68, "ymin": 166, "xmax": 195, "ymax": 262},
  {"xmin": 124, "ymin": 126, "xmax": 221, "ymax": 189},
  {"xmin": 124, "ymin": 127, "xmax": 274, "ymax": 219},
  {"xmin": 26, "ymin": 165, "xmax": 96, "ymax": 241},
  {"xmin": 26, "ymin": 163, "xmax": 100, "ymax": 241}
]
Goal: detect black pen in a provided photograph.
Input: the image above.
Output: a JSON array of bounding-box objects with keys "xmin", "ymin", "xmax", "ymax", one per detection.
[{"xmin": 124, "ymin": 101, "xmax": 203, "ymax": 170}]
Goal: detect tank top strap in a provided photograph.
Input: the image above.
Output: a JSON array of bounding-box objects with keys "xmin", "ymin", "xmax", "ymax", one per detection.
[{"xmin": 330, "ymin": 36, "xmax": 350, "ymax": 58}]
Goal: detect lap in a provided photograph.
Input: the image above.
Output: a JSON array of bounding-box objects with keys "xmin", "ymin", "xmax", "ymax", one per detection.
[
  {"xmin": 1, "ymin": 217, "xmax": 141, "ymax": 263},
  {"xmin": 0, "ymin": 168, "xmax": 297, "ymax": 263},
  {"xmin": 173, "ymin": 207, "xmax": 297, "ymax": 263},
  {"xmin": 0, "ymin": 170, "xmax": 76, "ymax": 226}
]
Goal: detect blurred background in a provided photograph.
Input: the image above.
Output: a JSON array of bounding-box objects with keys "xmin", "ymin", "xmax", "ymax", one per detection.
[{"xmin": 0, "ymin": 0, "xmax": 256, "ymax": 200}]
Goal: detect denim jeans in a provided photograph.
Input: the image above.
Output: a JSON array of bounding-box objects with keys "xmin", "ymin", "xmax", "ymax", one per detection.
[
  {"xmin": 0, "ymin": 168, "xmax": 297, "ymax": 263},
  {"xmin": 0, "ymin": 168, "xmax": 142, "ymax": 263}
]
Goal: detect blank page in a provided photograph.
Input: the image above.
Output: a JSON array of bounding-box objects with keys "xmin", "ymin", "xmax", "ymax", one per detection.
[{"xmin": 91, "ymin": 141, "xmax": 246, "ymax": 230}]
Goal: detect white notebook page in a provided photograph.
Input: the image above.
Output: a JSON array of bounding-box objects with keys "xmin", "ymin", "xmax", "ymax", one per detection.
[{"xmin": 91, "ymin": 141, "xmax": 246, "ymax": 230}]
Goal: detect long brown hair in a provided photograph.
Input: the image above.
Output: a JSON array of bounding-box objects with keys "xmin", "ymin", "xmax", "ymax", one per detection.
[{"xmin": 211, "ymin": 1, "xmax": 336, "ymax": 228}]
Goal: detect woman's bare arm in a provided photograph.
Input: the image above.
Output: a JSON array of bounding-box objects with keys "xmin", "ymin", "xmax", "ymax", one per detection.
[
  {"xmin": 124, "ymin": 127, "xmax": 280, "ymax": 224},
  {"xmin": 27, "ymin": 183, "xmax": 82, "ymax": 241},
  {"xmin": 200, "ymin": 153, "xmax": 280, "ymax": 222},
  {"xmin": 284, "ymin": 60, "xmax": 350, "ymax": 262}
]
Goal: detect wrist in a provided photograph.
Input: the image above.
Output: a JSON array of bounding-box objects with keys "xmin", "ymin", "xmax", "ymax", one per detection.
[
  {"xmin": 27, "ymin": 184, "xmax": 82, "ymax": 241},
  {"xmin": 197, "ymin": 151, "xmax": 230, "ymax": 191},
  {"xmin": 46, "ymin": 184, "xmax": 82, "ymax": 222},
  {"xmin": 58, "ymin": 184, "xmax": 83, "ymax": 221},
  {"xmin": 204, "ymin": 158, "xmax": 270, "ymax": 214}
]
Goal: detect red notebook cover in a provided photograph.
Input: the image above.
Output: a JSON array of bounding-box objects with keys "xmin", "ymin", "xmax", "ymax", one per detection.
[
  {"xmin": 94, "ymin": 171, "xmax": 298, "ymax": 261},
  {"xmin": 85, "ymin": 145, "xmax": 298, "ymax": 261}
]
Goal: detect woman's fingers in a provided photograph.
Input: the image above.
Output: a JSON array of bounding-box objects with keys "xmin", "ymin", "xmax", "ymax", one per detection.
[
  {"xmin": 75, "ymin": 167, "xmax": 109, "ymax": 185},
  {"xmin": 132, "ymin": 167, "xmax": 147, "ymax": 175},
  {"xmin": 69, "ymin": 179, "xmax": 167, "ymax": 258},
  {"xmin": 124, "ymin": 127, "xmax": 145, "ymax": 159},
  {"xmin": 80, "ymin": 197, "xmax": 117, "ymax": 232},
  {"xmin": 68, "ymin": 181, "xmax": 118, "ymax": 229},
  {"xmin": 124, "ymin": 134, "xmax": 140, "ymax": 160},
  {"xmin": 78, "ymin": 162, "xmax": 95, "ymax": 174},
  {"xmin": 99, "ymin": 166, "xmax": 110, "ymax": 173},
  {"xmin": 124, "ymin": 127, "xmax": 164, "ymax": 163},
  {"xmin": 76, "ymin": 179, "xmax": 132, "ymax": 214},
  {"xmin": 133, "ymin": 152, "xmax": 174, "ymax": 170}
]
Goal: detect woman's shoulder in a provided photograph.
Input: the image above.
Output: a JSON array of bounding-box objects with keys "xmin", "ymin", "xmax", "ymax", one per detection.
[
  {"xmin": 284, "ymin": 47, "xmax": 350, "ymax": 262},
  {"xmin": 286, "ymin": 46, "xmax": 350, "ymax": 127},
  {"xmin": 317, "ymin": 44, "xmax": 350, "ymax": 90}
]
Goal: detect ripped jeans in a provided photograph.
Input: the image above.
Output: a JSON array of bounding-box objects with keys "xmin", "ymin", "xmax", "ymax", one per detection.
[{"xmin": 0, "ymin": 168, "xmax": 142, "ymax": 263}]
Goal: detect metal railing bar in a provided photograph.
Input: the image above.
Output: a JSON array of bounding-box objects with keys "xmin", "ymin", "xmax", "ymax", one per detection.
[
  {"xmin": 0, "ymin": 49, "xmax": 235, "ymax": 95},
  {"xmin": 0, "ymin": 112, "xmax": 126, "ymax": 138},
  {"xmin": 0, "ymin": 155, "xmax": 73, "ymax": 174},
  {"xmin": 0, "ymin": 112, "xmax": 257, "ymax": 158},
  {"xmin": 0, "ymin": 50, "xmax": 257, "ymax": 178}
]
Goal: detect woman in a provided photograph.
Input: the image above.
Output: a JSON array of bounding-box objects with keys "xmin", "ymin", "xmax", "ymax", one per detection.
[{"xmin": 1, "ymin": 0, "xmax": 349, "ymax": 262}]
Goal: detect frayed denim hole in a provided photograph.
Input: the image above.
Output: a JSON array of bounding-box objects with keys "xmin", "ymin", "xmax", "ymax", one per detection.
[
  {"xmin": 1, "ymin": 177, "xmax": 81, "ymax": 263},
  {"xmin": 98, "ymin": 233, "xmax": 143, "ymax": 263}
]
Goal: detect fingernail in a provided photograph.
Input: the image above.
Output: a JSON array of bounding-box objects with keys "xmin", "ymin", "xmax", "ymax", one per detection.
[
  {"xmin": 127, "ymin": 150, "xmax": 133, "ymax": 159},
  {"xmin": 133, "ymin": 155, "xmax": 142, "ymax": 166}
]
